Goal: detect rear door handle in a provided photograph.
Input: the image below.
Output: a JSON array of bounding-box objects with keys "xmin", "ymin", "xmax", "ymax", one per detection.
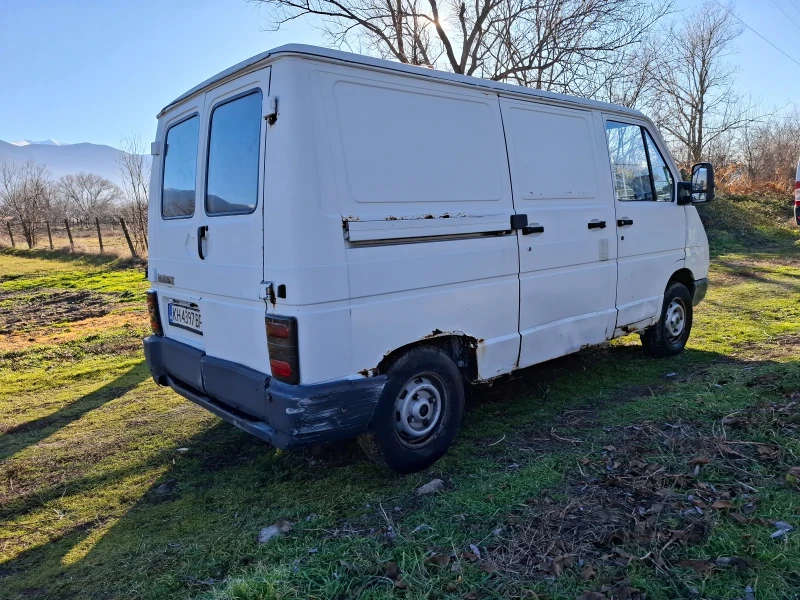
[
  {"xmin": 587, "ymin": 220, "xmax": 606, "ymax": 229},
  {"xmin": 197, "ymin": 225, "xmax": 208, "ymax": 260},
  {"xmin": 617, "ymin": 218, "xmax": 633, "ymax": 227}
]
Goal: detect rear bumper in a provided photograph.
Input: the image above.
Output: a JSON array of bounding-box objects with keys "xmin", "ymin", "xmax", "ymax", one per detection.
[
  {"xmin": 692, "ymin": 277, "xmax": 709, "ymax": 306},
  {"xmin": 143, "ymin": 336, "xmax": 386, "ymax": 449}
]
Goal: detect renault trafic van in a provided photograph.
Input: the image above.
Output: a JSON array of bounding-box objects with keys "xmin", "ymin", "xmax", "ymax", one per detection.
[{"xmin": 143, "ymin": 45, "xmax": 714, "ymax": 473}]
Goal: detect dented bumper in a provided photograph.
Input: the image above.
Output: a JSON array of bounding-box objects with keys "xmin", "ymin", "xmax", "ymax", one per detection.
[{"xmin": 143, "ymin": 336, "xmax": 385, "ymax": 449}]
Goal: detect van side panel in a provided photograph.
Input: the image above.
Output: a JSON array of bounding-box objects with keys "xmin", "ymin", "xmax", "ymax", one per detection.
[
  {"xmin": 313, "ymin": 66, "xmax": 520, "ymax": 380},
  {"xmin": 262, "ymin": 59, "xmax": 354, "ymax": 383}
]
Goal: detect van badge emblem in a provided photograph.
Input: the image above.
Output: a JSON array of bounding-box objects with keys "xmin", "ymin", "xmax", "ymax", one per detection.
[{"xmin": 157, "ymin": 274, "xmax": 175, "ymax": 285}]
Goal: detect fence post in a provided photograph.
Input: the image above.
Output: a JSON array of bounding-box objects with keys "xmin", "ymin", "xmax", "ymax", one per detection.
[
  {"xmin": 95, "ymin": 217, "xmax": 104, "ymax": 253},
  {"xmin": 119, "ymin": 218, "xmax": 138, "ymax": 258},
  {"xmin": 46, "ymin": 221, "xmax": 54, "ymax": 250},
  {"xmin": 6, "ymin": 222, "xmax": 14, "ymax": 248},
  {"xmin": 64, "ymin": 219, "xmax": 74, "ymax": 250}
]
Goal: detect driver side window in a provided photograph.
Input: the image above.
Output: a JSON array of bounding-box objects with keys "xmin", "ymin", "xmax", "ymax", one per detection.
[{"xmin": 605, "ymin": 121, "xmax": 674, "ymax": 202}]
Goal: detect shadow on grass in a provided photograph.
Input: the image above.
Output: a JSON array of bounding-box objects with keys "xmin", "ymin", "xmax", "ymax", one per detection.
[
  {"xmin": 0, "ymin": 361, "xmax": 150, "ymax": 462},
  {"xmin": 0, "ymin": 246, "xmax": 145, "ymax": 270},
  {"xmin": 0, "ymin": 342, "xmax": 751, "ymax": 600},
  {"xmin": 713, "ymin": 260, "xmax": 800, "ymax": 293}
]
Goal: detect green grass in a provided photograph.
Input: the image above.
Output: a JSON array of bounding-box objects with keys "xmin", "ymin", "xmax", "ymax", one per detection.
[
  {"xmin": 697, "ymin": 193, "xmax": 799, "ymax": 255},
  {"xmin": 1, "ymin": 202, "xmax": 800, "ymax": 600},
  {"xmin": 0, "ymin": 248, "xmax": 147, "ymax": 300}
]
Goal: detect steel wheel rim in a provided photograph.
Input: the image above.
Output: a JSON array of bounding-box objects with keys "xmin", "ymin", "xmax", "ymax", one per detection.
[
  {"xmin": 665, "ymin": 297, "xmax": 687, "ymax": 341},
  {"xmin": 394, "ymin": 373, "xmax": 445, "ymax": 448}
]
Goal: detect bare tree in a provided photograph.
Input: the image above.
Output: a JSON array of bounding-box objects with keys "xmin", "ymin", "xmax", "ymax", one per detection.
[
  {"xmin": 117, "ymin": 134, "xmax": 150, "ymax": 252},
  {"xmin": 740, "ymin": 107, "xmax": 800, "ymax": 190},
  {"xmin": 650, "ymin": 0, "xmax": 757, "ymax": 165},
  {"xmin": 590, "ymin": 33, "xmax": 664, "ymax": 108},
  {"xmin": 0, "ymin": 160, "xmax": 53, "ymax": 247},
  {"xmin": 253, "ymin": 0, "xmax": 671, "ymax": 95},
  {"xmin": 58, "ymin": 172, "xmax": 121, "ymax": 224}
]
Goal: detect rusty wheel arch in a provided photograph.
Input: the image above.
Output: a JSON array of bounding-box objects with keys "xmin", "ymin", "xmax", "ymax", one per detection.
[{"xmin": 375, "ymin": 333, "xmax": 479, "ymax": 383}]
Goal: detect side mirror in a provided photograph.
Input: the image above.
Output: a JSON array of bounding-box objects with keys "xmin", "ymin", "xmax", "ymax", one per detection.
[{"xmin": 690, "ymin": 162, "xmax": 715, "ymax": 203}]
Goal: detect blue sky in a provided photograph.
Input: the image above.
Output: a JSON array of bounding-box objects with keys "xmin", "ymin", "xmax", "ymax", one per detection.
[{"xmin": 0, "ymin": 0, "xmax": 798, "ymax": 148}]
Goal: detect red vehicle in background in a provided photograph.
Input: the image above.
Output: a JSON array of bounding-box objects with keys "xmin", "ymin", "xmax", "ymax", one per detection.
[{"xmin": 795, "ymin": 157, "xmax": 800, "ymax": 226}]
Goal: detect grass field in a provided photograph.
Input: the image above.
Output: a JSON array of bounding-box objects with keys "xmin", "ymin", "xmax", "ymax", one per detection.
[{"xmin": 1, "ymin": 196, "xmax": 799, "ymax": 600}]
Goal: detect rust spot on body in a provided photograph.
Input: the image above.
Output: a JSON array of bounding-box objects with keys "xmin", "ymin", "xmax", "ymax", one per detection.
[{"xmin": 423, "ymin": 328, "xmax": 445, "ymax": 339}]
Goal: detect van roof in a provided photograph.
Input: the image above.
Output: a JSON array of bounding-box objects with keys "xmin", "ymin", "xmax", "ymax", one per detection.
[{"xmin": 160, "ymin": 44, "xmax": 645, "ymax": 119}]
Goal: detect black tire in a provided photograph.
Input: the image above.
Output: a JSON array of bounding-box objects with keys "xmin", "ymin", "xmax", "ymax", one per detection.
[
  {"xmin": 641, "ymin": 281, "xmax": 693, "ymax": 357},
  {"xmin": 358, "ymin": 347, "xmax": 465, "ymax": 473}
]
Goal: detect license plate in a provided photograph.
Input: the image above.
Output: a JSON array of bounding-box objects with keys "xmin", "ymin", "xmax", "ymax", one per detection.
[{"xmin": 168, "ymin": 303, "xmax": 202, "ymax": 334}]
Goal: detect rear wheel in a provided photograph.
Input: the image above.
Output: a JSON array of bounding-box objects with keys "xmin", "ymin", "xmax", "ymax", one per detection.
[
  {"xmin": 358, "ymin": 347, "xmax": 465, "ymax": 473},
  {"xmin": 641, "ymin": 281, "xmax": 693, "ymax": 357}
]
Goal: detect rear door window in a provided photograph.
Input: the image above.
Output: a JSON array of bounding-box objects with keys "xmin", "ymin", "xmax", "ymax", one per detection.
[
  {"xmin": 162, "ymin": 115, "xmax": 200, "ymax": 218},
  {"xmin": 205, "ymin": 90, "xmax": 262, "ymax": 215}
]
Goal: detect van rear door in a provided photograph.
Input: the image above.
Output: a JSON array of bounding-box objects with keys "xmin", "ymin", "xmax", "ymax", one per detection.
[{"xmin": 150, "ymin": 67, "xmax": 271, "ymax": 371}]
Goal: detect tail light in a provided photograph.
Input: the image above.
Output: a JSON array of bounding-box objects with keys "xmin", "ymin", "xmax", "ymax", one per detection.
[
  {"xmin": 146, "ymin": 290, "xmax": 163, "ymax": 336},
  {"xmin": 266, "ymin": 315, "xmax": 299, "ymax": 384}
]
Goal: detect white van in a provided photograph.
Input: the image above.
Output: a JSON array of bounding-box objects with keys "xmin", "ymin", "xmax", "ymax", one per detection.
[{"xmin": 143, "ymin": 45, "xmax": 714, "ymax": 473}]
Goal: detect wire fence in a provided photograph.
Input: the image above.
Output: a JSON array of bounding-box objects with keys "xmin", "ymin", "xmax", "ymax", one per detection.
[{"xmin": 0, "ymin": 217, "xmax": 146, "ymax": 258}]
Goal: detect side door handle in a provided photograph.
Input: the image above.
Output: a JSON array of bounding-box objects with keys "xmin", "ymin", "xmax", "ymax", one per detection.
[
  {"xmin": 587, "ymin": 220, "xmax": 606, "ymax": 229},
  {"xmin": 522, "ymin": 225, "xmax": 544, "ymax": 235},
  {"xmin": 617, "ymin": 218, "xmax": 634, "ymax": 227},
  {"xmin": 197, "ymin": 225, "xmax": 208, "ymax": 260}
]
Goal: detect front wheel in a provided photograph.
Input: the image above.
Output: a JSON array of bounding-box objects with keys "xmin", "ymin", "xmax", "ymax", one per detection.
[
  {"xmin": 641, "ymin": 282, "xmax": 693, "ymax": 357},
  {"xmin": 358, "ymin": 347, "xmax": 465, "ymax": 473}
]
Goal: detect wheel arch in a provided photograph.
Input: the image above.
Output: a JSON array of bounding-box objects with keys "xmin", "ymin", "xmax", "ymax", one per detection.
[
  {"xmin": 668, "ymin": 267, "xmax": 696, "ymax": 296},
  {"xmin": 375, "ymin": 333, "xmax": 479, "ymax": 383}
]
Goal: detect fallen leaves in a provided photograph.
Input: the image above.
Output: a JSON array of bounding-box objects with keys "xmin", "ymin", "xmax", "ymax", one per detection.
[
  {"xmin": 426, "ymin": 552, "xmax": 453, "ymax": 568},
  {"xmin": 383, "ymin": 561, "xmax": 400, "ymax": 579},
  {"xmin": 786, "ymin": 466, "xmax": 800, "ymax": 486},
  {"xmin": 255, "ymin": 396, "xmax": 795, "ymax": 598},
  {"xmin": 678, "ymin": 555, "xmax": 757, "ymax": 574},
  {"xmin": 576, "ymin": 578, "xmax": 645, "ymax": 600}
]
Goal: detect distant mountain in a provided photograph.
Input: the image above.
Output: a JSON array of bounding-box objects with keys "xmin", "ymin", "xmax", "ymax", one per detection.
[
  {"xmin": 0, "ymin": 139, "xmax": 151, "ymax": 188},
  {"xmin": 9, "ymin": 139, "xmax": 69, "ymax": 147}
]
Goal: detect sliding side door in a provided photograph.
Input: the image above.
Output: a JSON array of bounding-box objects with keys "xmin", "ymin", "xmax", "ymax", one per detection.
[{"xmin": 501, "ymin": 99, "xmax": 618, "ymax": 368}]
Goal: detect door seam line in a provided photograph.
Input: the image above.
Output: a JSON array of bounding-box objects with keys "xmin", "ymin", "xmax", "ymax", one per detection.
[{"xmin": 496, "ymin": 94, "xmax": 522, "ymax": 370}]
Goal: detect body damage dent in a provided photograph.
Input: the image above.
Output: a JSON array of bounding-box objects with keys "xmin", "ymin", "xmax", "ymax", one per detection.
[{"xmin": 268, "ymin": 376, "xmax": 387, "ymax": 441}]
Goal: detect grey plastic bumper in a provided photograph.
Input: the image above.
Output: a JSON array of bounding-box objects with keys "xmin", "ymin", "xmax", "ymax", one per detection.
[
  {"xmin": 692, "ymin": 277, "xmax": 709, "ymax": 306},
  {"xmin": 143, "ymin": 336, "xmax": 386, "ymax": 449}
]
